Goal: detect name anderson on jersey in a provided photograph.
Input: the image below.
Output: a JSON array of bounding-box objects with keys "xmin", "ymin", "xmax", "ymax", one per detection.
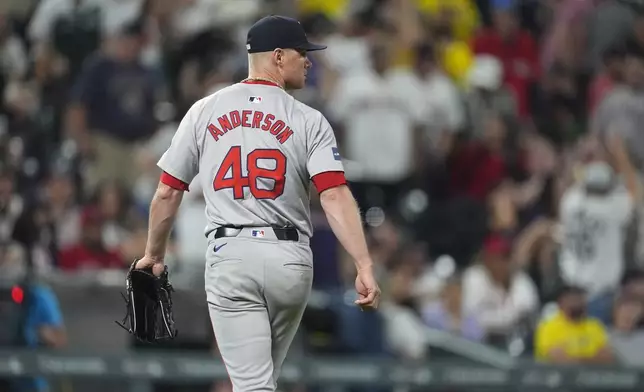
[{"xmin": 207, "ymin": 110, "xmax": 294, "ymax": 144}]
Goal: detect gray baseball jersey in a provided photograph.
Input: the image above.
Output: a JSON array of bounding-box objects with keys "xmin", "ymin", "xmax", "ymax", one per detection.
[
  {"xmin": 158, "ymin": 80, "xmax": 347, "ymax": 391},
  {"xmin": 157, "ymin": 80, "xmax": 344, "ymax": 237}
]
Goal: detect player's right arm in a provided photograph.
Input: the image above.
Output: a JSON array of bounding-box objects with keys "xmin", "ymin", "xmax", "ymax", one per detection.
[
  {"xmin": 306, "ymin": 110, "xmax": 380, "ymax": 309},
  {"xmin": 137, "ymin": 100, "xmax": 203, "ymax": 274},
  {"xmin": 319, "ymin": 185, "xmax": 371, "ymax": 270},
  {"xmin": 318, "ymin": 185, "xmax": 380, "ymax": 309}
]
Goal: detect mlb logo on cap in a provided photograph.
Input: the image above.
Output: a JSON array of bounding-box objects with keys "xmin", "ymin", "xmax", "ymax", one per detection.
[
  {"xmin": 249, "ymin": 96, "xmax": 262, "ymax": 103},
  {"xmin": 251, "ymin": 230, "xmax": 265, "ymax": 238}
]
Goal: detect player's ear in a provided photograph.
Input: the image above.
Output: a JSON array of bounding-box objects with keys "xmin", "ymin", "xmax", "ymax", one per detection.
[{"xmin": 274, "ymin": 48, "xmax": 284, "ymax": 65}]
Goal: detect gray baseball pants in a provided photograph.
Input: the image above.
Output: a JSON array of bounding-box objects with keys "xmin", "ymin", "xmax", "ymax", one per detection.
[{"xmin": 205, "ymin": 227, "xmax": 313, "ymax": 391}]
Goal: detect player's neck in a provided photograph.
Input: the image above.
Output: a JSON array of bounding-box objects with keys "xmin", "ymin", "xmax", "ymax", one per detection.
[{"xmin": 246, "ymin": 71, "xmax": 285, "ymax": 89}]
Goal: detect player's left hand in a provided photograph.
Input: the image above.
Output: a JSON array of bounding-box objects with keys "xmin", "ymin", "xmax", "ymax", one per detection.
[
  {"xmin": 135, "ymin": 256, "xmax": 166, "ymax": 276},
  {"xmin": 355, "ymin": 265, "xmax": 381, "ymax": 310}
]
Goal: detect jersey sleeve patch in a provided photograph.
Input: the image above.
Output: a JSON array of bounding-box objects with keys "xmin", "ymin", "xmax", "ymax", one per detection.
[
  {"xmin": 312, "ymin": 171, "xmax": 347, "ymax": 193},
  {"xmin": 332, "ymin": 147, "xmax": 341, "ymax": 161},
  {"xmin": 160, "ymin": 171, "xmax": 190, "ymax": 191}
]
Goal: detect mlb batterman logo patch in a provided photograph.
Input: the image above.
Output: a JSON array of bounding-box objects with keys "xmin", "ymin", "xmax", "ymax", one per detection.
[
  {"xmin": 249, "ymin": 96, "xmax": 262, "ymax": 103},
  {"xmin": 251, "ymin": 230, "xmax": 265, "ymax": 238},
  {"xmin": 332, "ymin": 147, "xmax": 341, "ymax": 161}
]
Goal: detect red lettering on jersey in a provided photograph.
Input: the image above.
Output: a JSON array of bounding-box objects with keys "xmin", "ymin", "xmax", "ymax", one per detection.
[
  {"xmin": 262, "ymin": 114, "xmax": 275, "ymax": 131},
  {"xmin": 252, "ymin": 111, "xmax": 264, "ymax": 128},
  {"xmin": 207, "ymin": 123, "xmax": 225, "ymax": 141},
  {"xmin": 270, "ymin": 120, "xmax": 285, "ymax": 136},
  {"xmin": 218, "ymin": 115, "xmax": 233, "ymax": 132},
  {"xmin": 230, "ymin": 110, "xmax": 242, "ymax": 128},
  {"xmin": 241, "ymin": 110, "xmax": 252, "ymax": 127},
  {"xmin": 276, "ymin": 127, "xmax": 293, "ymax": 144},
  {"xmin": 209, "ymin": 111, "xmax": 294, "ymax": 144}
]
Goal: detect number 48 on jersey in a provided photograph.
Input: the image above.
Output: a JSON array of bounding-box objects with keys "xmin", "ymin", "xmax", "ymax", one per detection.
[{"xmin": 213, "ymin": 146, "xmax": 287, "ymax": 200}]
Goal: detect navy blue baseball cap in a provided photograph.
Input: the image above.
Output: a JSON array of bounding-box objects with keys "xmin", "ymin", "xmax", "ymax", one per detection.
[{"xmin": 246, "ymin": 15, "xmax": 327, "ymax": 54}]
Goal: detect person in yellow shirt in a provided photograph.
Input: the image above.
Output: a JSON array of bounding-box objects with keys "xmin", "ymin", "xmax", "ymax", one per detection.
[
  {"xmin": 535, "ymin": 286, "xmax": 614, "ymax": 364},
  {"xmin": 416, "ymin": 0, "xmax": 480, "ymax": 42},
  {"xmin": 414, "ymin": 0, "xmax": 477, "ymax": 84},
  {"xmin": 296, "ymin": 0, "xmax": 348, "ymax": 20},
  {"xmin": 440, "ymin": 40, "xmax": 474, "ymax": 85}
]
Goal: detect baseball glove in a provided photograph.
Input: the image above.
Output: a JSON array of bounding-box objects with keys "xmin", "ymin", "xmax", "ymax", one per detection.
[{"xmin": 116, "ymin": 260, "xmax": 178, "ymax": 343}]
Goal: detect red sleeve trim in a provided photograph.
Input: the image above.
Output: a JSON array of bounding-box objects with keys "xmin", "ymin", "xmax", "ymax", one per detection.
[
  {"xmin": 160, "ymin": 171, "xmax": 190, "ymax": 191},
  {"xmin": 312, "ymin": 171, "xmax": 347, "ymax": 193}
]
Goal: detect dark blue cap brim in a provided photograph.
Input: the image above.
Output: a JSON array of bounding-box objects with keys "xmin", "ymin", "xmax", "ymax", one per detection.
[{"xmin": 299, "ymin": 42, "xmax": 327, "ymax": 51}]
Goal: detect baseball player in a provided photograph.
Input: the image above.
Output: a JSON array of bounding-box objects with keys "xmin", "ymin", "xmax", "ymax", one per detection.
[{"xmin": 134, "ymin": 15, "xmax": 381, "ymax": 392}]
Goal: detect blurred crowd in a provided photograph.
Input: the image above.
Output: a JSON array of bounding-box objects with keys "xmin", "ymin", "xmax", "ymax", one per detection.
[{"xmin": 3, "ymin": 0, "xmax": 644, "ymax": 389}]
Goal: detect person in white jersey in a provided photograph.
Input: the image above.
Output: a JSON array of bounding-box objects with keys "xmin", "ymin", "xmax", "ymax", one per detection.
[
  {"xmin": 559, "ymin": 161, "xmax": 634, "ymax": 305},
  {"xmin": 133, "ymin": 15, "xmax": 381, "ymax": 392}
]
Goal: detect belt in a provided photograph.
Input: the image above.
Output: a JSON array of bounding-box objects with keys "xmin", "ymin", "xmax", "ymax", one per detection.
[{"xmin": 214, "ymin": 226, "xmax": 300, "ymax": 241}]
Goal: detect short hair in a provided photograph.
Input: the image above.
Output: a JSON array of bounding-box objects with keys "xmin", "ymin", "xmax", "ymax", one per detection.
[{"xmin": 556, "ymin": 285, "xmax": 586, "ymax": 300}]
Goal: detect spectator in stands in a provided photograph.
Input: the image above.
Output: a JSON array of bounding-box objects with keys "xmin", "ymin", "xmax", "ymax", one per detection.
[
  {"xmin": 513, "ymin": 217, "xmax": 560, "ymax": 303},
  {"xmin": 318, "ymin": 9, "xmax": 377, "ymax": 80},
  {"xmin": 0, "ymin": 12, "xmax": 27, "ymax": 82},
  {"xmin": 28, "ymin": 0, "xmax": 102, "ymax": 85},
  {"xmin": 621, "ymin": 270, "xmax": 644, "ymax": 304},
  {"xmin": 92, "ymin": 180, "xmax": 135, "ymax": 252},
  {"xmin": 0, "ymin": 241, "xmax": 66, "ymax": 392},
  {"xmin": 424, "ymin": 1, "xmax": 475, "ymax": 86},
  {"xmin": 417, "ymin": 0, "xmax": 479, "ymax": 43},
  {"xmin": 421, "ymin": 275, "xmax": 484, "ymax": 342},
  {"xmin": 610, "ymin": 294, "xmax": 644, "ymax": 366},
  {"xmin": 535, "ymin": 286, "xmax": 614, "ymax": 364},
  {"xmin": 540, "ymin": 0, "xmax": 595, "ymax": 72},
  {"xmin": 534, "ymin": 62, "xmax": 588, "ymax": 147},
  {"xmin": 57, "ymin": 206, "xmax": 124, "ymax": 270},
  {"xmin": 473, "ymin": 0, "xmax": 539, "ymax": 118},
  {"xmin": 367, "ymin": 218, "xmax": 403, "ymax": 271},
  {"xmin": 0, "ymin": 13, "xmax": 29, "ymax": 131},
  {"xmin": 11, "ymin": 199, "xmax": 57, "ymax": 276},
  {"xmin": 44, "ymin": 168, "xmax": 80, "ymax": 249},
  {"xmin": 297, "ymin": 0, "xmax": 349, "ymax": 22},
  {"xmin": 380, "ymin": 246, "xmax": 429, "ymax": 360},
  {"xmin": 406, "ymin": 43, "xmax": 465, "ymax": 159},
  {"xmin": 0, "ymin": 166, "xmax": 23, "ymax": 243},
  {"xmin": 65, "ymin": 19, "xmax": 159, "ymax": 189},
  {"xmin": 28, "ymin": 0, "xmax": 145, "ymax": 81},
  {"xmin": 448, "ymin": 112, "xmax": 519, "ymax": 201},
  {"xmin": 588, "ymin": 45, "xmax": 626, "ymax": 116},
  {"xmin": 592, "ymin": 46, "xmax": 644, "ymax": 264},
  {"xmin": 155, "ymin": 0, "xmax": 255, "ymax": 102},
  {"xmin": 593, "ymin": 47, "xmax": 644, "ymax": 176},
  {"xmin": 329, "ymin": 39, "xmax": 426, "ymax": 212},
  {"xmin": 462, "ymin": 234, "xmax": 539, "ymax": 346},
  {"xmin": 559, "ymin": 161, "xmax": 634, "ymax": 324},
  {"xmin": 585, "ymin": 0, "xmax": 636, "ymax": 72},
  {"xmin": 464, "ymin": 55, "xmax": 518, "ymax": 138}
]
